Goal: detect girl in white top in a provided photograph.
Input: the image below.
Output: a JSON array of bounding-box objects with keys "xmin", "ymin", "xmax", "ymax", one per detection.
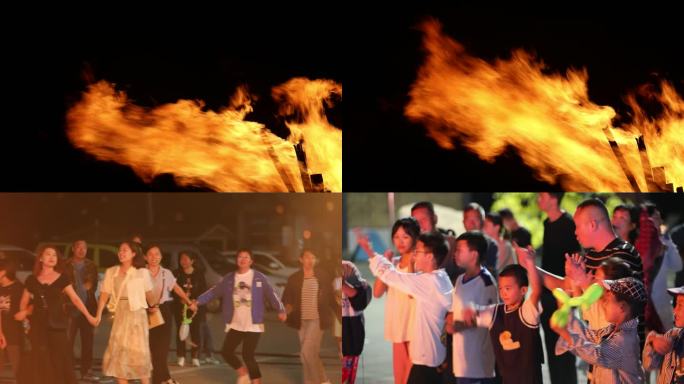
[
  {"xmin": 365, "ymin": 217, "xmax": 420, "ymax": 384},
  {"xmin": 144, "ymin": 244, "xmax": 194, "ymax": 384},
  {"xmin": 95, "ymin": 241, "xmax": 157, "ymax": 384}
]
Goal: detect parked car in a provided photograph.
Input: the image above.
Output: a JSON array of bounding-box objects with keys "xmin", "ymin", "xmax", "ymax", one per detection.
[{"xmin": 0, "ymin": 244, "xmax": 36, "ymax": 283}]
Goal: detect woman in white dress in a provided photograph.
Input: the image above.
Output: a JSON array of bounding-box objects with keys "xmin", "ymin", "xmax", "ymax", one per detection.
[
  {"xmin": 359, "ymin": 217, "xmax": 420, "ymax": 384},
  {"xmin": 95, "ymin": 241, "xmax": 157, "ymax": 384}
]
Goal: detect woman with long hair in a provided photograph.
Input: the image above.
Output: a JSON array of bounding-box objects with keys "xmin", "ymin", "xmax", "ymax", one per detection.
[
  {"xmin": 361, "ymin": 217, "xmax": 420, "ymax": 384},
  {"xmin": 95, "ymin": 241, "xmax": 157, "ymax": 384},
  {"xmin": 172, "ymin": 250, "xmax": 206, "ymax": 368},
  {"xmin": 15, "ymin": 244, "xmax": 97, "ymax": 384}
]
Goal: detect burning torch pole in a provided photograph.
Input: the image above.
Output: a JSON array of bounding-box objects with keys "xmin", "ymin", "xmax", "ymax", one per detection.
[
  {"xmin": 294, "ymin": 139, "xmax": 314, "ymax": 192},
  {"xmin": 602, "ymin": 128, "xmax": 640, "ymax": 192},
  {"xmin": 636, "ymin": 135, "xmax": 659, "ymax": 192},
  {"xmin": 260, "ymin": 127, "xmax": 296, "ymax": 192}
]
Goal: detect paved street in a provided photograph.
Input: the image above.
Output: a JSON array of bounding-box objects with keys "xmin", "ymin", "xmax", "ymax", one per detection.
[{"xmin": 0, "ymin": 310, "xmax": 341, "ymax": 383}]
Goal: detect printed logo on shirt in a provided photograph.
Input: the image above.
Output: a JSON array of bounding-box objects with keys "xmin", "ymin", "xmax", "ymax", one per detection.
[
  {"xmin": 234, "ymin": 281, "xmax": 252, "ymax": 308},
  {"xmin": 499, "ymin": 331, "xmax": 520, "ymax": 351}
]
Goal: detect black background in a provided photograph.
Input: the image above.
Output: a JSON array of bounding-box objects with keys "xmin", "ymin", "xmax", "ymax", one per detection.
[
  {"xmin": 344, "ymin": 6, "xmax": 684, "ymax": 191},
  {"xmin": 3, "ymin": 9, "xmax": 343, "ymax": 191}
]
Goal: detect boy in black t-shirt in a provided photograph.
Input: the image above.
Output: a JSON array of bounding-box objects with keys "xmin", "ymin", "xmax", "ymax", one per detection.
[{"xmin": 459, "ymin": 245, "xmax": 544, "ymax": 384}]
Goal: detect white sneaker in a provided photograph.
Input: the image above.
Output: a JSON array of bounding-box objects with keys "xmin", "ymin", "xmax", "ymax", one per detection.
[
  {"xmin": 177, "ymin": 357, "xmax": 185, "ymax": 367},
  {"xmin": 204, "ymin": 356, "xmax": 221, "ymax": 365},
  {"xmin": 191, "ymin": 358, "xmax": 200, "ymax": 367},
  {"xmin": 236, "ymin": 375, "xmax": 250, "ymax": 384}
]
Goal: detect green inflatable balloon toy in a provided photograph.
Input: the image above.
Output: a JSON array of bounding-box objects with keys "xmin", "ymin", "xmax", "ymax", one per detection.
[{"xmin": 550, "ymin": 283, "xmax": 604, "ymax": 328}]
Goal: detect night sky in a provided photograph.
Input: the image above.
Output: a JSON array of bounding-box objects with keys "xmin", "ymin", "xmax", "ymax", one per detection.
[
  {"xmin": 344, "ymin": 6, "xmax": 684, "ymax": 191},
  {"xmin": 3, "ymin": 11, "xmax": 342, "ymax": 191}
]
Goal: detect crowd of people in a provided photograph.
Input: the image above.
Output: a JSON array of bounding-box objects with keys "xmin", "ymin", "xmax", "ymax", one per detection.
[
  {"xmin": 346, "ymin": 194, "xmax": 684, "ymax": 384},
  {"xmin": 0, "ymin": 240, "xmax": 341, "ymax": 384}
]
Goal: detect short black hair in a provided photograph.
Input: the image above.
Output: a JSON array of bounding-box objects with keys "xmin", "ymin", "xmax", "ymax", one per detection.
[
  {"xmin": 599, "ymin": 257, "xmax": 633, "ymax": 280},
  {"xmin": 499, "ymin": 264, "xmax": 529, "ymax": 287},
  {"xmin": 411, "ymin": 201, "xmax": 436, "ymax": 217},
  {"xmin": 417, "ymin": 231, "xmax": 448, "ymax": 268},
  {"xmin": 613, "ymin": 204, "xmax": 639, "ymax": 224},
  {"xmin": 455, "ymin": 231, "xmax": 488, "ymax": 263},
  {"xmin": 577, "ymin": 198, "xmax": 611, "ymax": 223},
  {"xmin": 548, "ymin": 192, "xmax": 565, "ymax": 204},
  {"xmin": 391, "ymin": 217, "xmax": 421, "ymax": 240},
  {"xmin": 498, "ymin": 208, "xmax": 515, "ymax": 220}
]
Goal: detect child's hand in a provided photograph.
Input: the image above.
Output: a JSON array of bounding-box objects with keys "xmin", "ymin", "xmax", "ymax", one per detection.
[
  {"xmin": 461, "ymin": 307, "xmax": 477, "ymax": 327},
  {"xmin": 652, "ymin": 333, "xmax": 674, "ymax": 355},
  {"xmin": 383, "ymin": 249, "xmax": 394, "ymax": 260},
  {"xmin": 513, "ymin": 243, "xmax": 536, "ymax": 269},
  {"xmin": 353, "ymin": 229, "xmax": 374, "ymax": 257}
]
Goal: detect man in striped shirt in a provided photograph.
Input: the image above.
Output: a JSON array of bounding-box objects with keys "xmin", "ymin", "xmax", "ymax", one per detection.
[{"xmin": 573, "ymin": 198, "xmax": 645, "ymax": 352}]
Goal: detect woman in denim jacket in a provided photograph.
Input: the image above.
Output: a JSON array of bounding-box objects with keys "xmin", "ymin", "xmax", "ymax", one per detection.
[{"xmin": 193, "ymin": 249, "xmax": 286, "ymax": 384}]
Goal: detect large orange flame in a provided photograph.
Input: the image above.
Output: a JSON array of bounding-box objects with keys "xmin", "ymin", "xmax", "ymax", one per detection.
[
  {"xmin": 67, "ymin": 78, "xmax": 341, "ymax": 192},
  {"xmin": 405, "ymin": 19, "xmax": 683, "ymax": 191}
]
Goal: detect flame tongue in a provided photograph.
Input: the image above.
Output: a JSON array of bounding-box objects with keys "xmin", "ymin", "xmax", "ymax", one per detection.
[
  {"xmin": 67, "ymin": 77, "xmax": 342, "ymax": 192},
  {"xmin": 273, "ymin": 78, "xmax": 343, "ymax": 193},
  {"xmin": 406, "ymin": 19, "xmax": 684, "ymax": 191}
]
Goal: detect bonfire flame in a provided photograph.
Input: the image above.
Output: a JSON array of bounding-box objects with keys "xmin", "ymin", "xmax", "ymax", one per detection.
[
  {"xmin": 67, "ymin": 78, "xmax": 341, "ymax": 192},
  {"xmin": 405, "ymin": 19, "xmax": 684, "ymax": 191}
]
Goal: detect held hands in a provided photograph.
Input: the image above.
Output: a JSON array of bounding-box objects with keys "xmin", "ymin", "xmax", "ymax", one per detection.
[
  {"xmin": 461, "ymin": 306, "xmax": 477, "ymax": 327},
  {"xmin": 189, "ymin": 301, "xmax": 199, "ymax": 313},
  {"xmin": 87, "ymin": 313, "xmax": 101, "ymax": 327},
  {"xmin": 278, "ymin": 312, "xmax": 287, "ymax": 322},
  {"xmin": 14, "ymin": 310, "xmax": 28, "ymax": 321}
]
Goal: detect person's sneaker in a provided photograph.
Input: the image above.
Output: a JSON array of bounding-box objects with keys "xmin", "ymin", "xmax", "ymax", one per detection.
[
  {"xmin": 191, "ymin": 358, "xmax": 200, "ymax": 367},
  {"xmin": 236, "ymin": 375, "xmax": 251, "ymax": 384},
  {"xmin": 82, "ymin": 372, "xmax": 100, "ymax": 382},
  {"xmin": 203, "ymin": 356, "xmax": 221, "ymax": 365},
  {"xmin": 177, "ymin": 357, "xmax": 185, "ymax": 367}
]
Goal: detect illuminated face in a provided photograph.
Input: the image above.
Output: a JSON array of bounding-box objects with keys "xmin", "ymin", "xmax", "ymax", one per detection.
[
  {"xmin": 413, "ymin": 241, "xmax": 434, "ymax": 272},
  {"xmin": 463, "ymin": 210, "xmax": 482, "ymax": 231},
  {"xmin": 118, "ymin": 243, "xmax": 135, "ymax": 264},
  {"xmin": 393, "ymin": 226, "xmax": 415, "ymax": 255},
  {"xmin": 483, "ymin": 218, "xmax": 499, "ymax": 239},
  {"xmin": 573, "ymin": 209, "xmax": 593, "ymax": 248},
  {"xmin": 674, "ymin": 295, "xmax": 684, "ymax": 328},
  {"xmin": 72, "ymin": 241, "xmax": 88, "ymax": 259},
  {"xmin": 300, "ymin": 251, "xmax": 316, "ymax": 269},
  {"xmin": 537, "ymin": 193, "xmax": 554, "ymax": 212},
  {"xmin": 145, "ymin": 246, "xmax": 162, "ymax": 267},
  {"xmin": 411, "ymin": 208, "xmax": 435, "ymax": 232},
  {"xmin": 236, "ymin": 251, "xmax": 253, "ymax": 270},
  {"xmin": 600, "ymin": 291, "xmax": 625, "ymax": 323},
  {"xmin": 454, "ymin": 240, "xmax": 478, "ymax": 269},
  {"xmin": 611, "ymin": 209, "xmax": 634, "ymax": 241},
  {"xmin": 498, "ymin": 275, "xmax": 526, "ymax": 307},
  {"xmin": 40, "ymin": 247, "xmax": 59, "ymax": 268},
  {"xmin": 180, "ymin": 253, "xmax": 194, "ymax": 269}
]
